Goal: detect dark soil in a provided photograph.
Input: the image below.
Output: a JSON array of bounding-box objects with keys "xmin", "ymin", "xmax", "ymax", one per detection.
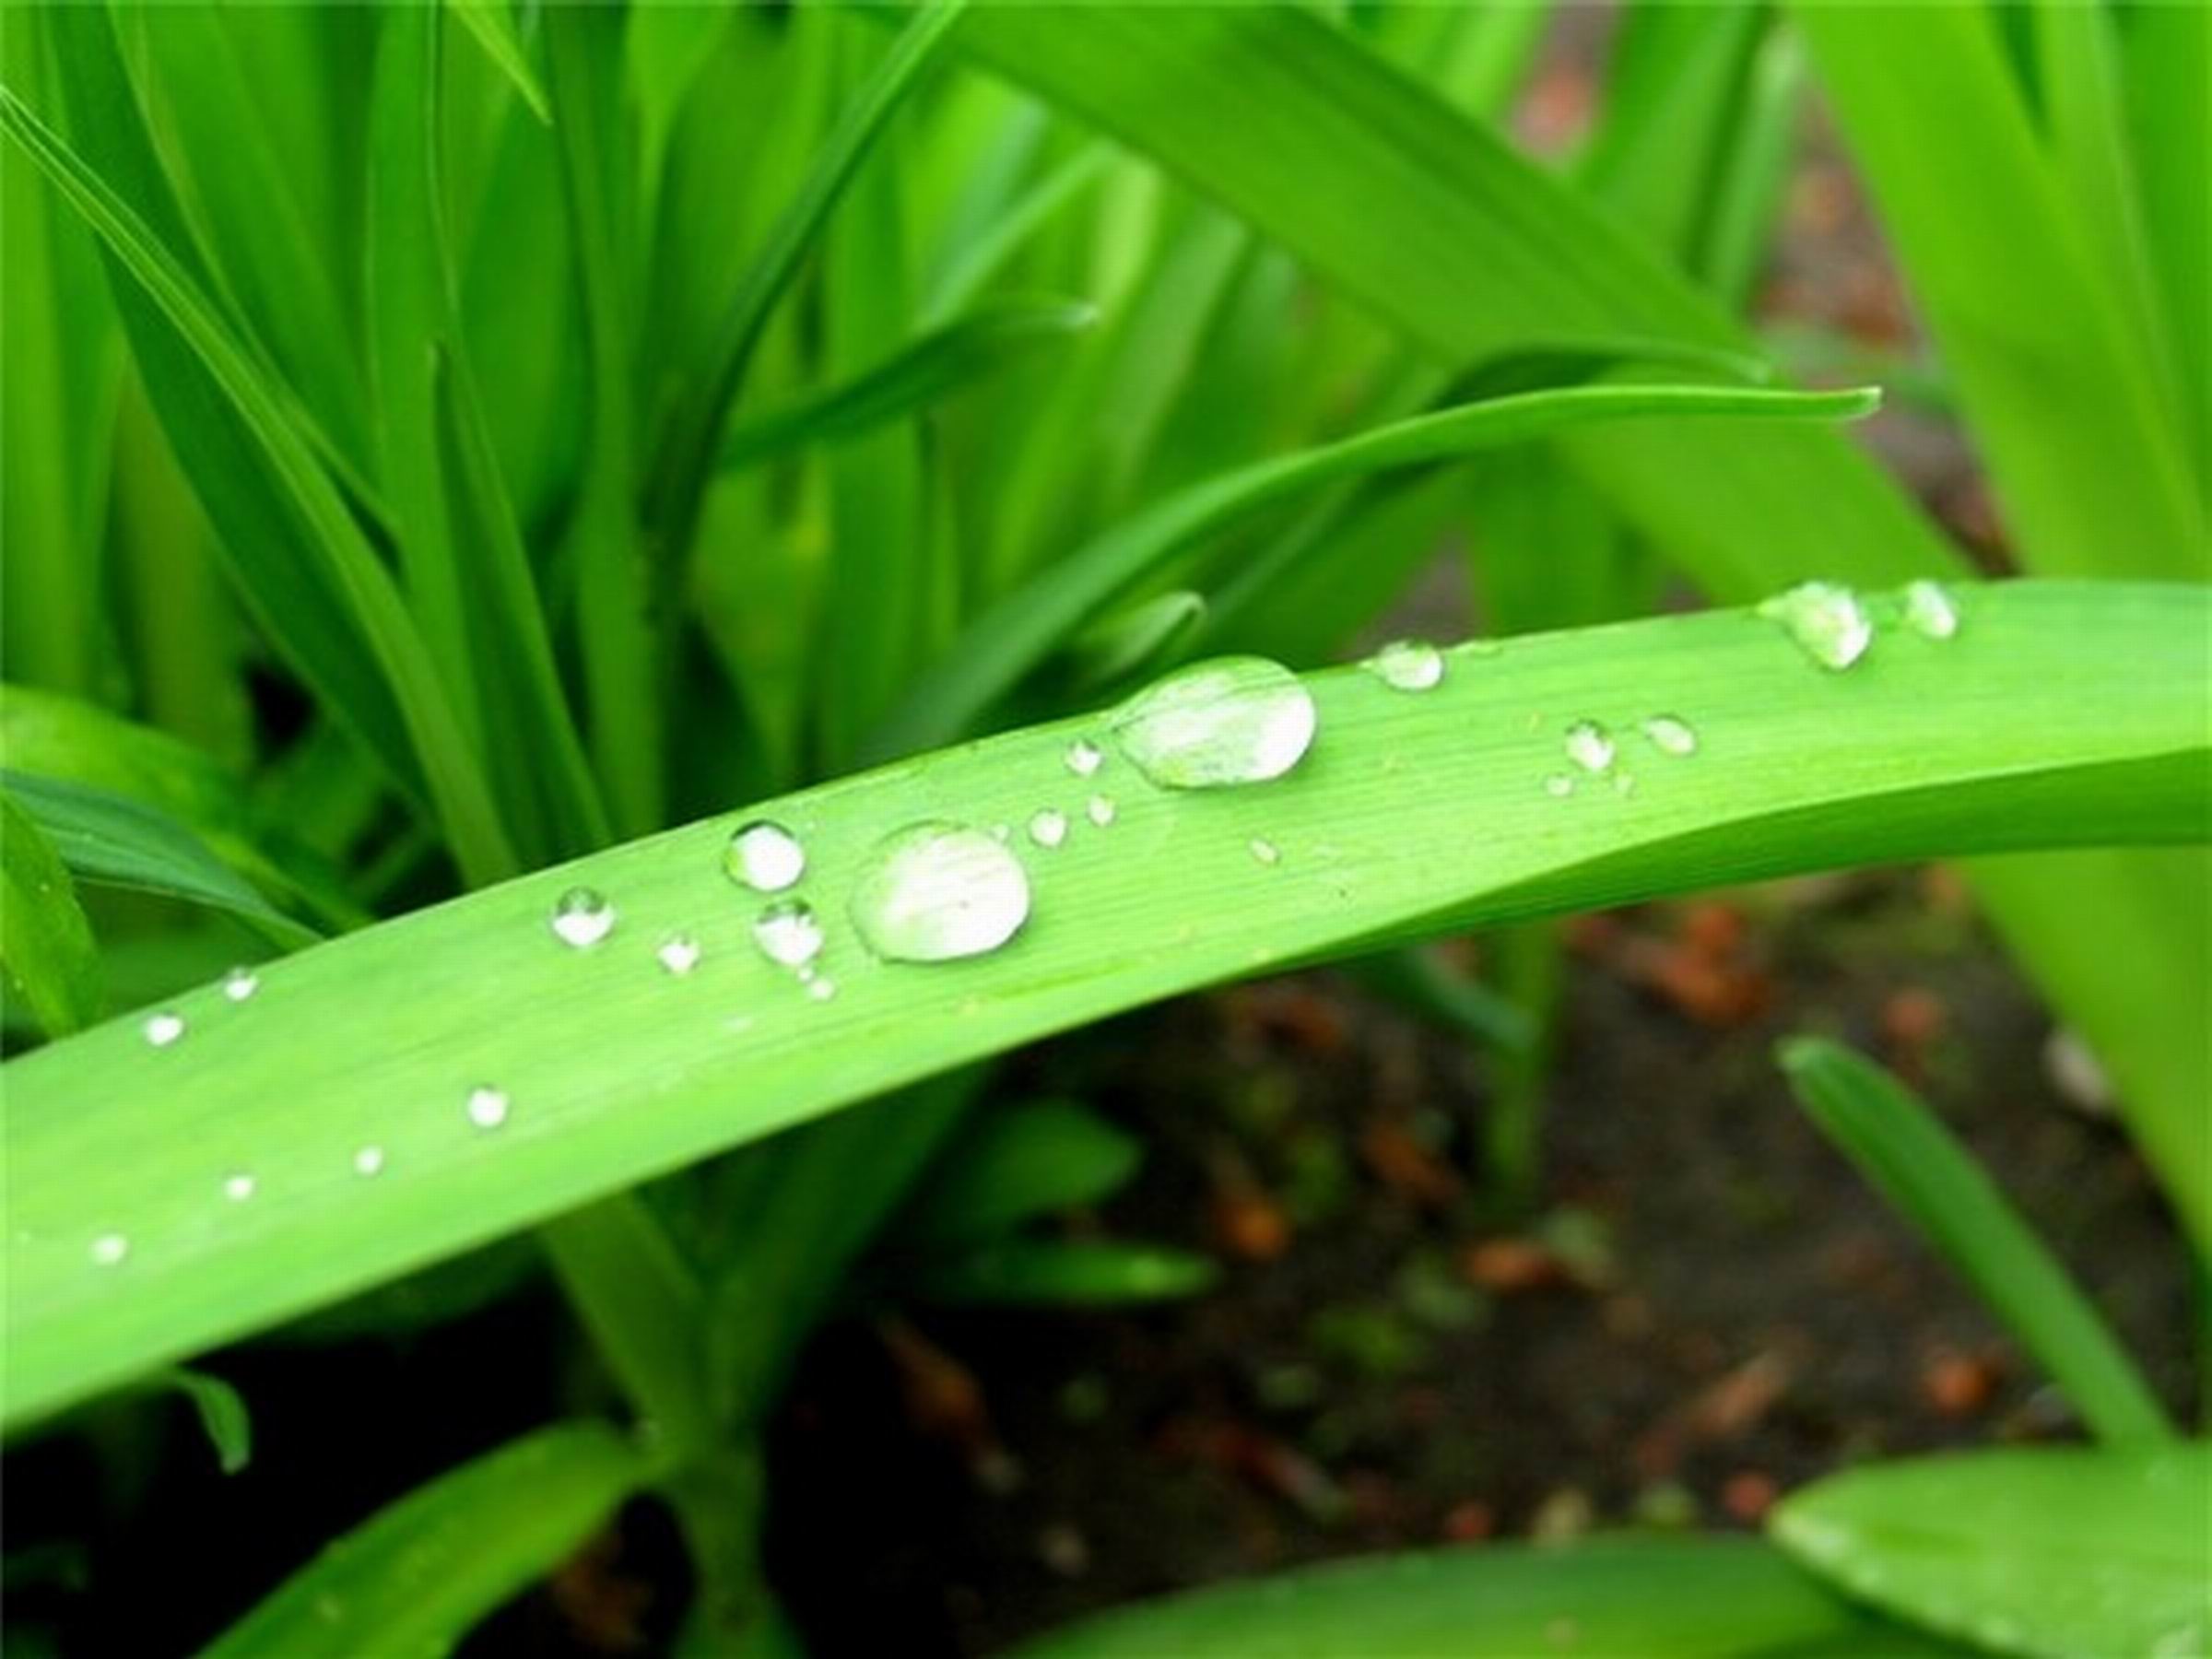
[{"xmin": 761, "ymin": 874, "xmax": 2197, "ymax": 1656}]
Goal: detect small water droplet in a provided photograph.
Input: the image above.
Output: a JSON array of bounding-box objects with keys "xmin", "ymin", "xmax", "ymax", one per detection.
[
  {"xmin": 1641, "ymin": 715, "xmax": 1698, "ymax": 757},
  {"xmin": 89, "ymin": 1232, "xmax": 129, "ymax": 1266},
  {"xmin": 1111, "ymin": 656, "xmax": 1316, "ymax": 788},
  {"xmin": 850, "ymin": 822, "xmax": 1030, "ymax": 964},
  {"xmin": 1759, "ymin": 581, "xmax": 1873, "ymax": 670},
  {"xmin": 549, "ymin": 887, "xmax": 616, "ymax": 947},
  {"xmin": 1902, "ymin": 578, "xmax": 1959, "ymax": 641},
  {"xmin": 1364, "ymin": 638, "xmax": 1444, "ymax": 692},
  {"xmin": 990, "ymin": 823, "xmax": 1011, "ymax": 842},
  {"xmin": 223, "ymin": 1172, "xmax": 256, "ymax": 1202},
  {"xmin": 1543, "ymin": 774, "xmax": 1575, "ymax": 798},
  {"xmin": 1611, "ymin": 771, "xmax": 1637, "ymax": 797},
  {"xmin": 220, "ymin": 966, "xmax": 260, "ymax": 1003},
  {"xmin": 465, "ymin": 1085, "xmax": 510, "ymax": 1130},
  {"xmin": 145, "ymin": 1010, "xmax": 185, "ymax": 1048},
  {"xmin": 657, "ymin": 934, "xmax": 701, "ymax": 975},
  {"xmin": 1249, "ymin": 837, "xmax": 1281, "ymax": 865},
  {"xmin": 806, "ymin": 976, "xmax": 838, "ymax": 1003},
  {"xmin": 1086, "ymin": 794, "xmax": 1116, "ymax": 828},
  {"xmin": 1028, "ymin": 809, "xmax": 1069, "ymax": 849},
  {"xmin": 724, "ymin": 820, "xmax": 806, "ymax": 892},
  {"xmin": 752, "ymin": 899, "xmax": 824, "ymax": 968},
  {"xmin": 353, "ymin": 1146, "xmax": 386, "ymax": 1178},
  {"xmin": 1065, "ymin": 738, "xmax": 1103, "ymax": 777},
  {"xmin": 1563, "ymin": 720, "xmax": 1616, "ymax": 772}
]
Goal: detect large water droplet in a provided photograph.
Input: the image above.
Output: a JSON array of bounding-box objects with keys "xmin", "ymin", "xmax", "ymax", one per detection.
[
  {"xmin": 550, "ymin": 887, "xmax": 616, "ymax": 948},
  {"xmin": 656, "ymin": 934, "xmax": 702, "ymax": 976},
  {"xmin": 1902, "ymin": 579, "xmax": 1959, "ymax": 641},
  {"xmin": 724, "ymin": 820, "xmax": 806, "ymax": 893},
  {"xmin": 850, "ymin": 822, "xmax": 1030, "ymax": 963},
  {"xmin": 1641, "ymin": 715, "xmax": 1698, "ymax": 757},
  {"xmin": 1364, "ymin": 638, "xmax": 1444, "ymax": 692},
  {"xmin": 1759, "ymin": 582, "xmax": 1873, "ymax": 670},
  {"xmin": 1563, "ymin": 720, "xmax": 1616, "ymax": 772},
  {"xmin": 220, "ymin": 966, "xmax": 260, "ymax": 1003},
  {"xmin": 465, "ymin": 1085, "xmax": 511, "ymax": 1130},
  {"xmin": 89, "ymin": 1232, "xmax": 129, "ymax": 1266},
  {"xmin": 1086, "ymin": 794, "xmax": 1116, "ymax": 828},
  {"xmin": 753, "ymin": 900, "xmax": 825, "ymax": 968},
  {"xmin": 1110, "ymin": 657, "xmax": 1315, "ymax": 789},
  {"xmin": 1065, "ymin": 739, "xmax": 1103, "ymax": 778},
  {"xmin": 1028, "ymin": 809, "xmax": 1069, "ymax": 849},
  {"xmin": 144, "ymin": 1010, "xmax": 185, "ymax": 1048}
]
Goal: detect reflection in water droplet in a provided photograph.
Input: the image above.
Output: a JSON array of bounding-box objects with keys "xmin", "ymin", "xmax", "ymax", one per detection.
[
  {"xmin": 223, "ymin": 1172, "xmax": 255, "ymax": 1202},
  {"xmin": 1564, "ymin": 721, "xmax": 1616, "ymax": 772},
  {"xmin": 724, "ymin": 820, "xmax": 806, "ymax": 892},
  {"xmin": 145, "ymin": 1011, "xmax": 185, "ymax": 1048},
  {"xmin": 1065, "ymin": 739, "xmax": 1104, "ymax": 778},
  {"xmin": 1642, "ymin": 715, "xmax": 1698, "ymax": 757},
  {"xmin": 90, "ymin": 1233, "xmax": 129, "ymax": 1266},
  {"xmin": 1028, "ymin": 809, "xmax": 1068, "ymax": 849},
  {"xmin": 1544, "ymin": 774, "xmax": 1575, "ymax": 798},
  {"xmin": 656, "ymin": 935, "xmax": 702, "ymax": 976},
  {"xmin": 1902, "ymin": 579, "xmax": 1959, "ymax": 641},
  {"xmin": 1364, "ymin": 638, "xmax": 1444, "ymax": 692},
  {"xmin": 550, "ymin": 887, "xmax": 616, "ymax": 947},
  {"xmin": 221, "ymin": 967, "xmax": 260, "ymax": 1003},
  {"xmin": 1086, "ymin": 794, "xmax": 1116, "ymax": 828},
  {"xmin": 1759, "ymin": 581, "xmax": 1873, "ymax": 670},
  {"xmin": 850, "ymin": 822, "xmax": 1030, "ymax": 963},
  {"xmin": 1249, "ymin": 838, "xmax": 1281, "ymax": 865},
  {"xmin": 753, "ymin": 900, "xmax": 824, "ymax": 968},
  {"xmin": 1111, "ymin": 657, "xmax": 1316, "ymax": 788},
  {"xmin": 465, "ymin": 1085, "xmax": 511, "ymax": 1130},
  {"xmin": 353, "ymin": 1146, "xmax": 386, "ymax": 1178}
]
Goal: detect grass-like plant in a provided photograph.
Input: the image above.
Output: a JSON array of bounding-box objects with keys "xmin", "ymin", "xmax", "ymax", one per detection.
[{"xmin": 3, "ymin": 3, "xmax": 2204, "ymax": 1654}]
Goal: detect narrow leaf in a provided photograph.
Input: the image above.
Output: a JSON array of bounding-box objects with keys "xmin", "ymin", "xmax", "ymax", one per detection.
[
  {"xmin": 0, "ymin": 788, "xmax": 103, "ymax": 1038},
  {"xmin": 898, "ymin": 1099, "xmax": 1142, "ymax": 1246},
  {"xmin": 908, "ymin": 1239, "xmax": 1217, "ymax": 1307},
  {"xmin": 446, "ymin": 0, "xmax": 550, "ymax": 124},
  {"xmin": 158, "ymin": 1366, "xmax": 252, "ymax": 1476},
  {"xmin": 1778, "ymin": 1039, "xmax": 2171, "ymax": 1444}
]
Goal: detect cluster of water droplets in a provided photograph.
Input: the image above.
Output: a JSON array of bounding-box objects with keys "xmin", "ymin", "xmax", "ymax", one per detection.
[{"xmin": 1761, "ymin": 577, "xmax": 1961, "ymax": 670}]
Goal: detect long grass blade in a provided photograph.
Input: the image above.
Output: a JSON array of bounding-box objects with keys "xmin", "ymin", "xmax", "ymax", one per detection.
[
  {"xmin": 1, "ymin": 789, "xmax": 104, "ymax": 1038},
  {"xmin": 1778, "ymin": 1039, "xmax": 2171, "ymax": 1444},
  {"xmin": 2, "ymin": 580, "xmax": 2200, "ymax": 1425}
]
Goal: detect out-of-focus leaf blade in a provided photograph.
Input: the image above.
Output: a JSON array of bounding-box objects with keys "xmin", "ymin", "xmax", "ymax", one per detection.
[
  {"xmin": 446, "ymin": 0, "xmax": 549, "ymax": 124},
  {"xmin": 1778, "ymin": 1039, "xmax": 2171, "ymax": 1443},
  {"xmin": 1772, "ymin": 1442, "xmax": 2212, "ymax": 1659},
  {"xmin": 0, "ymin": 789, "xmax": 103, "ymax": 1038},
  {"xmin": 897, "ymin": 1099, "xmax": 1141, "ymax": 1246},
  {"xmin": 159, "ymin": 1366, "xmax": 252, "ymax": 1477},
  {"xmin": 199, "ymin": 1422, "xmax": 647, "ymax": 1659},
  {"xmin": 908, "ymin": 1239, "xmax": 1215, "ymax": 1307}
]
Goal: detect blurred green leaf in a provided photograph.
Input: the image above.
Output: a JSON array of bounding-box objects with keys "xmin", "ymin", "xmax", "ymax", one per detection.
[
  {"xmin": 157, "ymin": 1366, "xmax": 251, "ymax": 1477},
  {"xmin": 446, "ymin": 0, "xmax": 549, "ymax": 124},
  {"xmin": 1778, "ymin": 1038, "xmax": 2172, "ymax": 1441},
  {"xmin": 1772, "ymin": 1442, "xmax": 2212, "ymax": 1659},
  {"xmin": 1, "ymin": 789, "xmax": 103, "ymax": 1039},
  {"xmin": 908, "ymin": 1238, "xmax": 1216, "ymax": 1307},
  {"xmin": 898, "ymin": 1099, "xmax": 1142, "ymax": 1247},
  {"xmin": 201, "ymin": 1422, "xmax": 648, "ymax": 1659}
]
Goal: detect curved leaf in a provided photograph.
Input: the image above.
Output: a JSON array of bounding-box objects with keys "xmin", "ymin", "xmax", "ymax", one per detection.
[
  {"xmin": 0, "ymin": 789, "xmax": 102, "ymax": 1037},
  {"xmin": 898, "ymin": 1098, "xmax": 1142, "ymax": 1246},
  {"xmin": 2, "ymin": 581, "xmax": 2202, "ymax": 1424}
]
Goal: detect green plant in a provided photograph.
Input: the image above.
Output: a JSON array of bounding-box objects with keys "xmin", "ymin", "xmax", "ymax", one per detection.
[{"xmin": 2, "ymin": 3, "xmax": 2203, "ymax": 1654}]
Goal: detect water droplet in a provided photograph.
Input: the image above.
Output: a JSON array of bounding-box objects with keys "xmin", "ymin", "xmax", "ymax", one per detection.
[
  {"xmin": 549, "ymin": 887, "xmax": 616, "ymax": 948},
  {"xmin": 990, "ymin": 823, "xmax": 1011, "ymax": 842},
  {"xmin": 1249, "ymin": 837, "xmax": 1281, "ymax": 865},
  {"xmin": 1364, "ymin": 638, "xmax": 1444, "ymax": 692},
  {"xmin": 89, "ymin": 1232, "xmax": 129, "ymax": 1266},
  {"xmin": 1028, "ymin": 809, "xmax": 1069, "ymax": 849},
  {"xmin": 752, "ymin": 900, "xmax": 824, "ymax": 968},
  {"xmin": 1543, "ymin": 774, "xmax": 1575, "ymax": 798},
  {"xmin": 1759, "ymin": 581, "xmax": 1873, "ymax": 670},
  {"xmin": 1086, "ymin": 794, "xmax": 1116, "ymax": 828},
  {"xmin": 1563, "ymin": 720, "xmax": 1616, "ymax": 773},
  {"xmin": 1065, "ymin": 738, "xmax": 1103, "ymax": 777},
  {"xmin": 145, "ymin": 1010, "xmax": 185, "ymax": 1048},
  {"xmin": 465, "ymin": 1085, "xmax": 510, "ymax": 1130},
  {"xmin": 1611, "ymin": 771, "xmax": 1637, "ymax": 797},
  {"xmin": 1641, "ymin": 715, "xmax": 1699, "ymax": 757},
  {"xmin": 656, "ymin": 934, "xmax": 702, "ymax": 976},
  {"xmin": 1902, "ymin": 578, "xmax": 1959, "ymax": 641},
  {"xmin": 220, "ymin": 966, "xmax": 260, "ymax": 1003},
  {"xmin": 1110, "ymin": 656, "xmax": 1316, "ymax": 788},
  {"xmin": 724, "ymin": 820, "xmax": 806, "ymax": 892},
  {"xmin": 223, "ymin": 1172, "xmax": 256, "ymax": 1202},
  {"xmin": 353, "ymin": 1146, "xmax": 386, "ymax": 1178},
  {"xmin": 806, "ymin": 976, "xmax": 838, "ymax": 1003},
  {"xmin": 850, "ymin": 822, "xmax": 1030, "ymax": 963}
]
